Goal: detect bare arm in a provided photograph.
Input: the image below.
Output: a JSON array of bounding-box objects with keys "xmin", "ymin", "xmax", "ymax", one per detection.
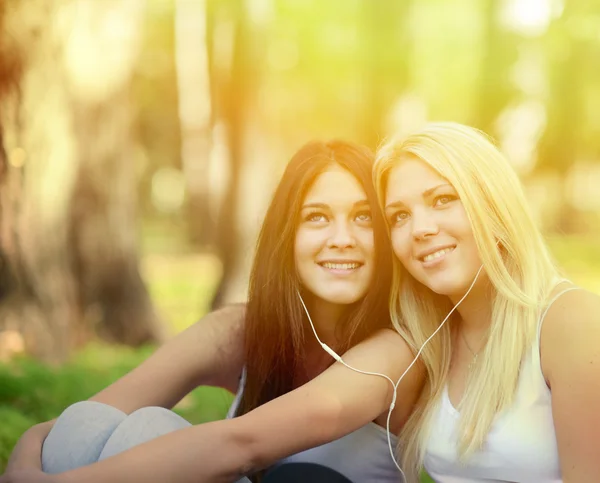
[
  {"xmin": 542, "ymin": 289, "xmax": 600, "ymax": 482},
  {"xmin": 90, "ymin": 303, "xmax": 246, "ymax": 410},
  {"xmin": 6, "ymin": 304, "xmax": 246, "ymax": 471},
  {"xmin": 55, "ymin": 329, "xmax": 423, "ymax": 483}
]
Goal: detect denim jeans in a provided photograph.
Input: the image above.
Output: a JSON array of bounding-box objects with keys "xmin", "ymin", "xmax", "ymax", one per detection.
[
  {"xmin": 41, "ymin": 401, "xmax": 353, "ymax": 482},
  {"xmin": 264, "ymin": 463, "xmax": 353, "ymax": 482},
  {"xmin": 41, "ymin": 401, "xmax": 252, "ymax": 482}
]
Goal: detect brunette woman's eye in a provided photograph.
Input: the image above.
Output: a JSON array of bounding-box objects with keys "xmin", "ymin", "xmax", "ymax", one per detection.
[
  {"xmin": 305, "ymin": 212, "xmax": 328, "ymax": 223},
  {"xmin": 355, "ymin": 210, "xmax": 372, "ymax": 223}
]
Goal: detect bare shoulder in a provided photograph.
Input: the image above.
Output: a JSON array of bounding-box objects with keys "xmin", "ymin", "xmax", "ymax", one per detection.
[
  {"xmin": 191, "ymin": 302, "xmax": 246, "ymax": 339},
  {"xmin": 541, "ymin": 287, "xmax": 600, "ymax": 384},
  {"xmin": 542, "ymin": 287, "xmax": 599, "ymax": 339},
  {"xmin": 343, "ymin": 327, "xmax": 424, "ymax": 394},
  {"xmin": 174, "ymin": 303, "xmax": 246, "ymax": 356},
  {"xmin": 347, "ymin": 328, "xmax": 415, "ymax": 365},
  {"xmin": 358, "ymin": 329, "xmax": 424, "ymax": 430},
  {"xmin": 540, "ymin": 288, "xmax": 600, "ymax": 479},
  {"xmin": 169, "ymin": 302, "xmax": 247, "ymax": 391},
  {"xmin": 364, "ymin": 327, "xmax": 407, "ymax": 346}
]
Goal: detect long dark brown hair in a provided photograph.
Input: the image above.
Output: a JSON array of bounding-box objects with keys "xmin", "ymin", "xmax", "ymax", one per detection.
[{"xmin": 235, "ymin": 140, "xmax": 393, "ymax": 422}]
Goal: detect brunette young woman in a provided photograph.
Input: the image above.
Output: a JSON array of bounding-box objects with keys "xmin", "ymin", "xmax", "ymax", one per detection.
[{"xmin": 4, "ymin": 140, "xmax": 423, "ymax": 483}]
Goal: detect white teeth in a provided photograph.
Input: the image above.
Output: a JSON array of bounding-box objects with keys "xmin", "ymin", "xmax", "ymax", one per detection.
[
  {"xmin": 321, "ymin": 262, "xmax": 360, "ymax": 270},
  {"xmin": 423, "ymin": 247, "xmax": 454, "ymax": 262}
]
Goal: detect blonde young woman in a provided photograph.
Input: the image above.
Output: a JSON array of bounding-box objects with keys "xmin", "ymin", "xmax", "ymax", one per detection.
[{"xmin": 374, "ymin": 122, "xmax": 600, "ymax": 482}]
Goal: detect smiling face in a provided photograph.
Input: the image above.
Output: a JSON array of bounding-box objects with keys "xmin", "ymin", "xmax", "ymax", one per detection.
[
  {"xmin": 384, "ymin": 157, "xmax": 482, "ymax": 300},
  {"xmin": 294, "ymin": 163, "xmax": 375, "ymax": 307}
]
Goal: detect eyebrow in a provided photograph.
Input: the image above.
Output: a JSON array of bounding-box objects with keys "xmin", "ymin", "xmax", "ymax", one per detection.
[
  {"xmin": 301, "ymin": 199, "xmax": 369, "ymax": 210},
  {"xmin": 385, "ymin": 183, "xmax": 453, "ymax": 210}
]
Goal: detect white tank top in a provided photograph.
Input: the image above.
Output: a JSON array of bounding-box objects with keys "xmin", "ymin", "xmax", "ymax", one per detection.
[
  {"xmin": 227, "ymin": 369, "xmax": 400, "ymax": 482},
  {"xmin": 424, "ymin": 286, "xmax": 579, "ymax": 482}
]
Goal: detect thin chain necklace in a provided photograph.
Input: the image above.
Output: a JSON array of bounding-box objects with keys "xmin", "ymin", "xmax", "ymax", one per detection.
[{"xmin": 460, "ymin": 329, "xmax": 486, "ymax": 371}]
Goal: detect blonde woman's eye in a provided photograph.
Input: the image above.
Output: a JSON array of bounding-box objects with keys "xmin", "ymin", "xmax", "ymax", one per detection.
[
  {"xmin": 391, "ymin": 211, "xmax": 409, "ymax": 224},
  {"xmin": 434, "ymin": 194, "xmax": 456, "ymax": 206}
]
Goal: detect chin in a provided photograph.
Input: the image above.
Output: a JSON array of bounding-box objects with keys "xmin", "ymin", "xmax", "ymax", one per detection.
[
  {"xmin": 417, "ymin": 272, "xmax": 464, "ymax": 297},
  {"xmin": 428, "ymin": 276, "xmax": 476, "ymax": 299},
  {"xmin": 318, "ymin": 290, "xmax": 365, "ymax": 306}
]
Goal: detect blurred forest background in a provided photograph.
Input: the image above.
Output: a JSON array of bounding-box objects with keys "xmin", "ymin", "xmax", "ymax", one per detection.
[{"xmin": 0, "ymin": 0, "xmax": 599, "ymax": 479}]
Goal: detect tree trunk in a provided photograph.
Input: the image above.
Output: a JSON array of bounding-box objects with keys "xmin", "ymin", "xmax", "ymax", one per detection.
[
  {"xmin": 0, "ymin": 0, "xmax": 162, "ymax": 362},
  {"xmin": 206, "ymin": 0, "xmax": 260, "ymax": 309},
  {"xmin": 175, "ymin": 0, "xmax": 218, "ymax": 249}
]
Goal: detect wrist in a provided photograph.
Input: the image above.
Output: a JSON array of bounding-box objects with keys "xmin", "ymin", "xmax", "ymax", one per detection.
[{"xmin": 57, "ymin": 470, "xmax": 77, "ymax": 483}]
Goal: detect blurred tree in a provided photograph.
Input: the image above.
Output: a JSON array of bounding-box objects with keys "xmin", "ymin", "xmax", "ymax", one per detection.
[
  {"xmin": 361, "ymin": 0, "xmax": 413, "ymax": 149},
  {"xmin": 175, "ymin": 0, "xmax": 216, "ymax": 249},
  {"xmin": 473, "ymin": 0, "xmax": 518, "ymax": 135},
  {"xmin": 537, "ymin": 1, "xmax": 589, "ymax": 232},
  {"xmin": 135, "ymin": 1, "xmax": 183, "ymax": 220},
  {"xmin": 0, "ymin": 0, "xmax": 162, "ymax": 362},
  {"xmin": 206, "ymin": 0, "xmax": 261, "ymax": 309}
]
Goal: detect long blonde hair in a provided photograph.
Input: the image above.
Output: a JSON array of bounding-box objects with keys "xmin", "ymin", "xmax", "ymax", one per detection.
[{"xmin": 373, "ymin": 122, "xmax": 560, "ymax": 481}]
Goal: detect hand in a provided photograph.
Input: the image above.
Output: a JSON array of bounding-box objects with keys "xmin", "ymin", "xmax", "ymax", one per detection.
[{"xmin": 0, "ymin": 469, "xmax": 61, "ymax": 483}]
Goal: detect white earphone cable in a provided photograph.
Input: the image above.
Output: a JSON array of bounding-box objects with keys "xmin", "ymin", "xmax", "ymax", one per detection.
[{"xmin": 297, "ymin": 264, "xmax": 484, "ymax": 482}]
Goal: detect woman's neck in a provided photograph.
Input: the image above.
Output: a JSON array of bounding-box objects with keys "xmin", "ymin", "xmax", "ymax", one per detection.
[
  {"xmin": 449, "ymin": 276, "xmax": 493, "ymax": 334},
  {"xmin": 304, "ymin": 295, "xmax": 346, "ymax": 347},
  {"xmin": 295, "ymin": 296, "xmax": 347, "ymax": 385}
]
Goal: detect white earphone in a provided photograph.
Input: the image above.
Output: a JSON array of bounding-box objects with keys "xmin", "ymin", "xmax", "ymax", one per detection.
[{"xmin": 297, "ymin": 264, "xmax": 485, "ymax": 482}]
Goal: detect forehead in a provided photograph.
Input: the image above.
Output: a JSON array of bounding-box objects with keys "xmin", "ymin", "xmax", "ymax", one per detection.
[
  {"xmin": 303, "ymin": 164, "xmax": 366, "ymax": 204},
  {"xmin": 385, "ymin": 157, "xmax": 449, "ymax": 202}
]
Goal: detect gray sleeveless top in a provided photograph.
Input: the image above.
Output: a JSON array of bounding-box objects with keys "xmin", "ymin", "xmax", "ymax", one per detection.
[{"xmin": 227, "ymin": 370, "xmax": 401, "ymax": 483}]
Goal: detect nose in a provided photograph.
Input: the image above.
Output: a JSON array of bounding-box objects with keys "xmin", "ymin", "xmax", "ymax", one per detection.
[
  {"xmin": 411, "ymin": 207, "xmax": 439, "ymax": 241},
  {"xmin": 327, "ymin": 219, "xmax": 356, "ymax": 249}
]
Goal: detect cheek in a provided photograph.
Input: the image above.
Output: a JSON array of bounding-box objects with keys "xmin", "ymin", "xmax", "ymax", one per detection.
[
  {"xmin": 446, "ymin": 208, "xmax": 480, "ymax": 259},
  {"xmin": 390, "ymin": 228, "xmax": 411, "ymax": 263},
  {"xmin": 453, "ymin": 213, "xmax": 479, "ymax": 249},
  {"xmin": 451, "ymin": 206, "xmax": 473, "ymax": 236},
  {"xmin": 357, "ymin": 230, "xmax": 375, "ymax": 261},
  {"xmin": 293, "ymin": 233, "xmax": 302, "ymax": 264},
  {"xmin": 294, "ymin": 229, "xmax": 318, "ymax": 259},
  {"xmin": 293, "ymin": 235, "xmax": 313, "ymax": 278},
  {"xmin": 293, "ymin": 236, "xmax": 314, "ymax": 287}
]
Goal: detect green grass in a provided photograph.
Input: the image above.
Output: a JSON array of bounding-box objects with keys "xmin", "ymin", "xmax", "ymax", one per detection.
[
  {"xmin": 0, "ymin": 345, "xmax": 233, "ymax": 473},
  {"xmin": 421, "ymin": 473, "xmax": 435, "ymax": 483},
  {"xmin": 0, "ymin": 234, "xmax": 598, "ymax": 480}
]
